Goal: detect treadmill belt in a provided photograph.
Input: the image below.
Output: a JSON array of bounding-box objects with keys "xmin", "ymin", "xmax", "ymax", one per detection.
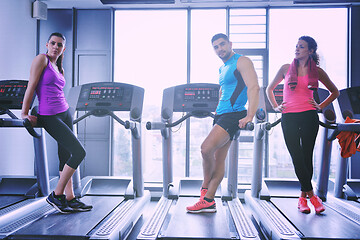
[
  {"xmin": 160, "ymin": 197, "xmax": 238, "ymax": 239},
  {"xmin": 272, "ymin": 198, "xmax": 360, "ymax": 239},
  {"xmin": 10, "ymin": 195, "xmax": 124, "ymax": 239},
  {"xmin": 0, "ymin": 196, "xmax": 27, "ymax": 209}
]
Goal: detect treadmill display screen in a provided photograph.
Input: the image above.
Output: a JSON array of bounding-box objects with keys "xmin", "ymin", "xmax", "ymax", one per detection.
[
  {"xmin": 0, "ymin": 84, "xmax": 27, "ymax": 98},
  {"xmin": 88, "ymin": 86, "xmax": 123, "ymax": 100},
  {"xmin": 0, "ymin": 80, "xmax": 29, "ymax": 109},
  {"xmin": 171, "ymin": 84, "xmax": 220, "ymax": 113},
  {"xmin": 184, "ymin": 87, "xmax": 218, "ymax": 102}
]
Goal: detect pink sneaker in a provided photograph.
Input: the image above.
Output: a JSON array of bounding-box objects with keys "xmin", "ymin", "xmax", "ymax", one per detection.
[
  {"xmin": 186, "ymin": 199, "xmax": 216, "ymax": 213},
  {"xmin": 200, "ymin": 188, "xmax": 207, "ymax": 200},
  {"xmin": 298, "ymin": 197, "xmax": 310, "ymax": 213},
  {"xmin": 310, "ymin": 195, "xmax": 325, "ymax": 214}
]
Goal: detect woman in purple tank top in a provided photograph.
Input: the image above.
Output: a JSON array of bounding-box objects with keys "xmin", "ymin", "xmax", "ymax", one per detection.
[
  {"xmin": 266, "ymin": 36, "xmax": 339, "ymax": 215},
  {"xmin": 21, "ymin": 32, "xmax": 92, "ymax": 214}
]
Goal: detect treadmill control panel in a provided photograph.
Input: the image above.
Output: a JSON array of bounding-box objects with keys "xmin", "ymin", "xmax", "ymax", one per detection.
[
  {"xmin": 74, "ymin": 82, "xmax": 144, "ymax": 113},
  {"xmin": 172, "ymin": 84, "xmax": 220, "ymax": 112},
  {"xmin": 0, "ymin": 80, "xmax": 30, "ymax": 109},
  {"xmin": 88, "ymin": 86, "xmax": 123, "ymax": 100},
  {"xmin": 264, "ymin": 84, "xmax": 283, "ymax": 113},
  {"xmin": 183, "ymin": 87, "xmax": 218, "ymax": 102}
]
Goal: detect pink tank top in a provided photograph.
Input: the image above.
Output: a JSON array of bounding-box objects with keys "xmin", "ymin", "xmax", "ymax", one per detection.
[
  {"xmin": 36, "ymin": 55, "xmax": 69, "ymax": 115},
  {"xmin": 282, "ymin": 69, "xmax": 316, "ymax": 113}
]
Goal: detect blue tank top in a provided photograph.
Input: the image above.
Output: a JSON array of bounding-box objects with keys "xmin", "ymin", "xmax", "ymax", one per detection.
[
  {"xmin": 216, "ymin": 53, "xmax": 247, "ymax": 115},
  {"xmin": 36, "ymin": 54, "xmax": 69, "ymax": 115}
]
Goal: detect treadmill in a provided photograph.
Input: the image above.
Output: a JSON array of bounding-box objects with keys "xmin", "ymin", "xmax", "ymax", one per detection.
[
  {"xmin": 333, "ymin": 86, "xmax": 360, "ymax": 203},
  {"xmin": 8, "ymin": 82, "xmax": 151, "ymax": 240},
  {"xmin": 245, "ymin": 86, "xmax": 360, "ymax": 240},
  {"xmin": 0, "ymin": 80, "xmax": 59, "ymax": 239},
  {"xmin": 137, "ymin": 83, "xmax": 259, "ymax": 240}
]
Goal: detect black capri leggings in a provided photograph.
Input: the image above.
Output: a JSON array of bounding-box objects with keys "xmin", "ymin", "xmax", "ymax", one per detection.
[
  {"xmin": 281, "ymin": 110, "xmax": 319, "ymax": 192},
  {"xmin": 38, "ymin": 109, "xmax": 86, "ymax": 171}
]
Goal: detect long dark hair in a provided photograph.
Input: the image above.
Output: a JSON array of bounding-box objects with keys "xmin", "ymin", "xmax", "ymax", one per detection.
[
  {"xmin": 47, "ymin": 32, "xmax": 66, "ymax": 75},
  {"xmin": 299, "ymin": 35, "xmax": 319, "ymax": 66}
]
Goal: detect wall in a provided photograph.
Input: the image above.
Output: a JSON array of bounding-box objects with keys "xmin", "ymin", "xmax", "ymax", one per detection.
[
  {"xmin": 0, "ymin": 0, "xmax": 38, "ymax": 175},
  {"xmin": 38, "ymin": 8, "xmax": 113, "ymax": 177}
]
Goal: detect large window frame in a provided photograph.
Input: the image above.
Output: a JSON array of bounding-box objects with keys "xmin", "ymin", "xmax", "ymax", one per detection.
[{"xmin": 113, "ymin": 6, "xmax": 349, "ymax": 185}]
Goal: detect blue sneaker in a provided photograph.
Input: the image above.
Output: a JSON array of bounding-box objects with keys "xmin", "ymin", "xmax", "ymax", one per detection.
[
  {"xmin": 46, "ymin": 191, "xmax": 73, "ymax": 214},
  {"xmin": 67, "ymin": 198, "xmax": 93, "ymax": 212}
]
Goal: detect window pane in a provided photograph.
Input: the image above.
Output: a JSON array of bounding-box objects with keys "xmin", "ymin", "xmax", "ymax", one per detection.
[
  {"xmin": 230, "ymin": 8, "xmax": 267, "ymax": 49},
  {"xmin": 268, "ymin": 8, "xmax": 348, "ymax": 180},
  {"xmin": 114, "ymin": 10, "xmax": 187, "ymax": 181}
]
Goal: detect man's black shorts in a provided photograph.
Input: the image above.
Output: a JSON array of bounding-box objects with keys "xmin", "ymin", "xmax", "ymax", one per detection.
[{"xmin": 213, "ymin": 110, "xmax": 247, "ymax": 140}]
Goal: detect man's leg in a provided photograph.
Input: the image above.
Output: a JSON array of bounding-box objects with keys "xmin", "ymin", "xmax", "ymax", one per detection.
[
  {"xmin": 186, "ymin": 125, "xmax": 230, "ymax": 213},
  {"xmin": 201, "ymin": 125, "xmax": 230, "ymax": 195},
  {"xmin": 204, "ymin": 140, "xmax": 232, "ymax": 199}
]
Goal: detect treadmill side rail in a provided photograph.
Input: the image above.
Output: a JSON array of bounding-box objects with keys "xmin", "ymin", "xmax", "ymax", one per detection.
[
  {"xmin": 227, "ymin": 198, "xmax": 260, "ymax": 240},
  {"xmin": 244, "ymin": 191, "xmax": 301, "ymax": 240},
  {"xmin": 137, "ymin": 196, "xmax": 173, "ymax": 240},
  {"xmin": 89, "ymin": 190, "xmax": 151, "ymax": 240}
]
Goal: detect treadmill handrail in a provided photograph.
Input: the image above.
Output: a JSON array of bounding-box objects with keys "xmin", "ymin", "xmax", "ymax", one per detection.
[
  {"xmin": 146, "ymin": 112, "xmax": 255, "ymax": 131},
  {"xmin": 23, "ymin": 118, "xmax": 41, "ymax": 138},
  {"xmin": 0, "ymin": 116, "xmax": 41, "ymax": 139}
]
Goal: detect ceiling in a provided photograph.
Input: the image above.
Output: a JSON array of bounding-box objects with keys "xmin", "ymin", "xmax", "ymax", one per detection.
[{"xmin": 41, "ymin": 0, "xmax": 359, "ymax": 9}]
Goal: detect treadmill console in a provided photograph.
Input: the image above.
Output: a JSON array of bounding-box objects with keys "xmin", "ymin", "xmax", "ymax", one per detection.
[
  {"xmin": 0, "ymin": 80, "xmax": 30, "ymax": 110},
  {"xmin": 161, "ymin": 83, "xmax": 219, "ymax": 119},
  {"xmin": 264, "ymin": 84, "xmax": 283, "ymax": 113},
  {"xmin": 74, "ymin": 82, "xmax": 143, "ymax": 112},
  {"xmin": 67, "ymin": 82, "xmax": 144, "ymax": 121},
  {"xmin": 183, "ymin": 87, "xmax": 219, "ymax": 103},
  {"xmin": 338, "ymin": 86, "xmax": 360, "ymax": 118},
  {"xmin": 168, "ymin": 83, "xmax": 220, "ymax": 112},
  {"xmin": 347, "ymin": 87, "xmax": 360, "ymax": 114}
]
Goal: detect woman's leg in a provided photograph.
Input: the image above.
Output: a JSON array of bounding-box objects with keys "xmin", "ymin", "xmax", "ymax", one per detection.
[
  {"xmin": 299, "ymin": 110, "xmax": 319, "ymax": 192},
  {"xmin": 39, "ymin": 111, "xmax": 85, "ymax": 195},
  {"xmin": 281, "ymin": 113, "xmax": 313, "ymax": 192}
]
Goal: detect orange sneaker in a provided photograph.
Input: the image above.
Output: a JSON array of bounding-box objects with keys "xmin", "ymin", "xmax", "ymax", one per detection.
[
  {"xmin": 186, "ymin": 199, "xmax": 216, "ymax": 213},
  {"xmin": 200, "ymin": 188, "xmax": 207, "ymax": 200},
  {"xmin": 310, "ymin": 195, "xmax": 325, "ymax": 214},
  {"xmin": 298, "ymin": 197, "xmax": 310, "ymax": 213}
]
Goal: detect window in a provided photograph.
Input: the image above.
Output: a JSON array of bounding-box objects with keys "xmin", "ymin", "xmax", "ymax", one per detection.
[
  {"xmin": 113, "ymin": 7, "xmax": 348, "ymax": 185},
  {"xmin": 268, "ymin": 8, "xmax": 348, "ymax": 179},
  {"xmin": 230, "ymin": 8, "xmax": 267, "ymax": 182},
  {"xmin": 114, "ymin": 10, "xmax": 187, "ymax": 181}
]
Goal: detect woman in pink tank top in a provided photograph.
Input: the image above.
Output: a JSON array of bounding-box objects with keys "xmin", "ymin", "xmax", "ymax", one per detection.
[
  {"xmin": 21, "ymin": 33, "xmax": 92, "ymax": 214},
  {"xmin": 266, "ymin": 36, "xmax": 339, "ymax": 214}
]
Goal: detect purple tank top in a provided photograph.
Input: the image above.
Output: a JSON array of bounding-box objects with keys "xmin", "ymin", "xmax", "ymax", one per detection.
[{"xmin": 36, "ymin": 54, "xmax": 69, "ymax": 115}]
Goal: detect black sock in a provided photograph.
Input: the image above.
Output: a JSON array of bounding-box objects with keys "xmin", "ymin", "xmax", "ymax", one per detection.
[
  {"xmin": 204, "ymin": 197, "xmax": 214, "ymax": 202},
  {"xmin": 53, "ymin": 191, "xmax": 63, "ymax": 197},
  {"xmin": 201, "ymin": 187, "xmax": 208, "ymax": 190}
]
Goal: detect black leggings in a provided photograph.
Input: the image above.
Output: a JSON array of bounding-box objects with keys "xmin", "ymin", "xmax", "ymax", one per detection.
[
  {"xmin": 281, "ymin": 110, "xmax": 319, "ymax": 192},
  {"xmin": 38, "ymin": 109, "xmax": 86, "ymax": 171}
]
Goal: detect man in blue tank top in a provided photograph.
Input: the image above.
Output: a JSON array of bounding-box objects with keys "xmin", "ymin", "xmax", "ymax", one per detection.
[{"xmin": 187, "ymin": 33, "xmax": 259, "ymax": 213}]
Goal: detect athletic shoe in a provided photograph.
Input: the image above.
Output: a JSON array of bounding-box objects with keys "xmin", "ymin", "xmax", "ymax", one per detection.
[
  {"xmin": 186, "ymin": 199, "xmax": 216, "ymax": 213},
  {"xmin": 46, "ymin": 191, "xmax": 73, "ymax": 214},
  {"xmin": 200, "ymin": 188, "xmax": 208, "ymax": 200},
  {"xmin": 67, "ymin": 198, "xmax": 93, "ymax": 212},
  {"xmin": 298, "ymin": 197, "xmax": 310, "ymax": 213},
  {"xmin": 310, "ymin": 195, "xmax": 325, "ymax": 214}
]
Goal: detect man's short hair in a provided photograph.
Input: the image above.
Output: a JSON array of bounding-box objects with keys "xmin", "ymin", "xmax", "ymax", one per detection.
[{"xmin": 211, "ymin": 33, "xmax": 229, "ymax": 43}]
